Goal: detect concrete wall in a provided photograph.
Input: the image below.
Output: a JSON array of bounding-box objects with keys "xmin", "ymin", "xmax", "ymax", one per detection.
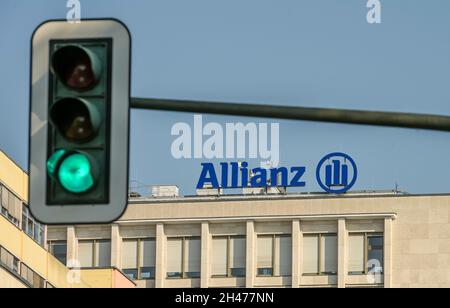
[{"xmin": 127, "ymin": 194, "xmax": 450, "ymax": 288}]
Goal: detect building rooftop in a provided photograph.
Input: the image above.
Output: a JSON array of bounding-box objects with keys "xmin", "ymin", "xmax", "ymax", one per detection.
[{"xmin": 129, "ymin": 189, "xmax": 409, "ymax": 204}]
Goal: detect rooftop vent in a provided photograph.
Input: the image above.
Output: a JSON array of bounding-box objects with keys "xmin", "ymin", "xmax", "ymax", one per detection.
[
  {"xmin": 242, "ymin": 165, "xmax": 287, "ymax": 195},
  {"xmin": 196, "ymin": 184, "xmax": 223, "ymax": 196},
  {"xmin": 128, "ymin": 191, "xmax": 142, "ymax": 198},
  {"xmin": 152, "ymin": 185, "xmax": 180, "ymax": 198},
  {"xmin": 242, "ymin": 186, "xmax": 287, "ymax": 195}
]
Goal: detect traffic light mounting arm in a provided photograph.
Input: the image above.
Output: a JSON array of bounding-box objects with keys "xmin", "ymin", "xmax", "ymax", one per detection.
[{"xmin": 130, "ymin": 97, "xmax": 450, "ymax": 132}]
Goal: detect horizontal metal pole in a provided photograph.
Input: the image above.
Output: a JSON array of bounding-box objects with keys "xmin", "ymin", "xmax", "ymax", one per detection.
[{"xmin": 130, "ymin": 97, "xmax": 450, "ymax": 132}]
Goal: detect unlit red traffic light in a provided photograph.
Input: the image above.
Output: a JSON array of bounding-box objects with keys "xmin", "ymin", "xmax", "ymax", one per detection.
[{"xmin": 51, "ymin": 45, "xmax": 102, "ymax": 91}]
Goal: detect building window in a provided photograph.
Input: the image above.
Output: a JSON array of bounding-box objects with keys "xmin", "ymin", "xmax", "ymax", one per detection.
[
  {"xmin": 166, "ymin": 237, "xmax": 201, "ymax": 279},
  {"xmin": 368, "ymin": 235, "xmax": 384, "ymax": 272},
  {"xmin": 303, "ymin": 234, "xmax": 338, "ymax": 275},
  {"xmin": 167, "ymin": 238, "xmax": 183, "ymax": 278},
  {"xmin": 78, "ymin": 239, "xmax": 111, "ymax": 268},
  {"xmin": 0, "ymin": 246, "xmax": 20, "ymax": 274},
  {"xmin": 48, "ymin": 241, "xmax": 67, "ymax": 266},
  {"xmin": 20, "ymin": 263, "xmax": 45, "ymax": 288},
  {"xmin": 0, "ymin": 184, "xmax": 21, "ymax": 227},
  {"xmin": 230, "ymin": 237, "xmax": 247, "ymax": 277},
  {"xmin": 211, "ymin": 236, "xmax": 246, "ymax": 278},
  {"xmin": 122, "ymin": 240, "xmax": 137, "ymax": 279},
  {"xmin": 22, "ymin": 206, "xmax": 45, "ymax": 246},
  {"xmin": 140, "ymin": 239, "xmax": 156, "ymax": 279},
  {"xmin": 185, "ymin": 237, "xmax": 201, "ymax": 278},
  {"xmin": 348, "ymin": 233, "xmax": 384, "ymax": 275},
  {"xmin": 122, "ymin": 238, "xmax": 156, "ymax": 280},
  {"xmin": 257, "ymin": 235, "xmax": 292, "ymax": 277}
]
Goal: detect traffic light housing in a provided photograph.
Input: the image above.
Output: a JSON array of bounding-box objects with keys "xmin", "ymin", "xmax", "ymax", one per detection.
[{"xmin": 30, "ymin": 19, "xmax": 130, "ymax": 224}]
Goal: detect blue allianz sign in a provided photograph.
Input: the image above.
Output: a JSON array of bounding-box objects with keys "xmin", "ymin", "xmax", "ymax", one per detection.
[
  {"xmin": 196, "ymin": 152, "xmax": 357, "ymax": 194},
  {"xmin": 316, "ymin": 152, "xmax": 358, "ymax": 194}
]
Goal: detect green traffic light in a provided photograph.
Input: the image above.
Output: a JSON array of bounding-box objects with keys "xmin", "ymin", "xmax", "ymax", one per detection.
[
  {"xmin": 58, "ymin": 153, "xmax": 95, "ymax": 194},
  {"xmin": 47, "ymin": 149, "xmax": 67, "ymax": 177}
]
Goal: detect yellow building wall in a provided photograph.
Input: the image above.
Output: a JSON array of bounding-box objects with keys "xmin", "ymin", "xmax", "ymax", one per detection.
[
  {"xmin": 0, "ymin": 151, "xmax": 28, "ymax": 202},
  {"xmin": 0, "ymin": 214, "xmax": 91, "ymax": 288},
  {"xmin": 0, "ymin": 268, "xmax": 28, "ymax": 288},
  {"xmin": 80, "ymin": 269, "xmax": 114, "ymax": 288},
  {"xmin": 0, "ymin": 151, "xmax": 125, "ymax": 288},
  {"xmin": 0, "ymin": 214, "xmax": 22, "ymax": 257},
  {"xmin": 21, "ymin": 235, "xmax": 48, "ymax": 277}
]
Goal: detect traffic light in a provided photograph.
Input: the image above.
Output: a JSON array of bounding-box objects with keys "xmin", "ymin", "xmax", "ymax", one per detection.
[{"xmin": 29, "ymin": 19, "xmax": 131, "ymax": 224}]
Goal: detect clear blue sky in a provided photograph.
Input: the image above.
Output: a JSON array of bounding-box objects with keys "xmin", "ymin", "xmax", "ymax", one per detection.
[{"xmin": 1, "ymin": 0, "xmax": 450, "ymax": 195}]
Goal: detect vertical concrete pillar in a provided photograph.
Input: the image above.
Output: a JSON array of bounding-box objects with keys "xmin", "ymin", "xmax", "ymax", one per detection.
[
  {"xmin": 201, "ymin": 222, "xmax": 210, "ymax": 288},
  {"xmin": 67, "ymin": 226, "xmax": 77, "ymax": 264},
  {"xmin": 384, "ymin": 218, "xmax": 393, "ymax": 288},
  {"xmin": 155, "ymin": 223, "xmax": 165, "ymax": 288},
  {"xmin": 246, "ymin": 221, "xmax": 256, "ymax": 288},
  {"xmin": 338, "ymin": 218, "xmax": 347, "ymax": 288},
  {"xmin": 292, "ymin": 220, "xmax": 301, "ymax": 288},
  {"xmin": 111, "ymin": 224, "xmax": 121, "ymax": 268},
  {"xmin": 43, "ymin": 226, "xmax": 49, "ymax": 250}
]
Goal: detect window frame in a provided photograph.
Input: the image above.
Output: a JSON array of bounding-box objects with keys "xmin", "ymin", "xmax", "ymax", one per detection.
[
  {"xmin": 48, "ymin": 240, "xmax": 68, "ymax": 266},
  {"xmin": 78, "ymin": 239, "xmax": 112, "ymax": 269},
  {"xmin": 0, "ymin": 184, "xmax": 21, "ymax": 227},
  {"xmin": 166, "ymin": 236, "xmax": 201, "ymax": 279},
  {"xmin": 122, "ymin": 238, "xmax": 156, "ymax": 280},
  {"xmin": 0, "ymin": 246, "xmax": 20, "ymax": 275},
  {"xmin": 211, "ymin": 235, "xmax": 246, "ymax": 278},
  {"xmin": 256, "ymin": 234, "xmax": 292, "ymax": 278},
  {"xmin": 22, "ymin": 205, "xmax": 45, "ymax": 246},
  {"xmin": 20, "ymin": 263, "xmax": 45, "ymax": 288},
  {"xmin": 348, "ymin": 232, "xmax": 384, "ymax": 276},
  {"xmin": 302, "ymin": 233, "xmax": 338, "ymax": 276}
]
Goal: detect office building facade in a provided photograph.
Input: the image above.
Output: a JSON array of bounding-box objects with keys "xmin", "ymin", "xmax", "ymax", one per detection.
[
  {"xmin": 47, "ymin": 189, "xmax": 450, "ymax": 288},
  {"xmin": 2, "ymin": 150, "xmax": 450, "ymax": 288}
]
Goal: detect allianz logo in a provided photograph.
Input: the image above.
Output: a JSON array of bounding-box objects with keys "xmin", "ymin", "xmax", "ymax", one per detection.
[{"xmin": 196, "ymin": 153, "xmax": 358, "ymax": 194}]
